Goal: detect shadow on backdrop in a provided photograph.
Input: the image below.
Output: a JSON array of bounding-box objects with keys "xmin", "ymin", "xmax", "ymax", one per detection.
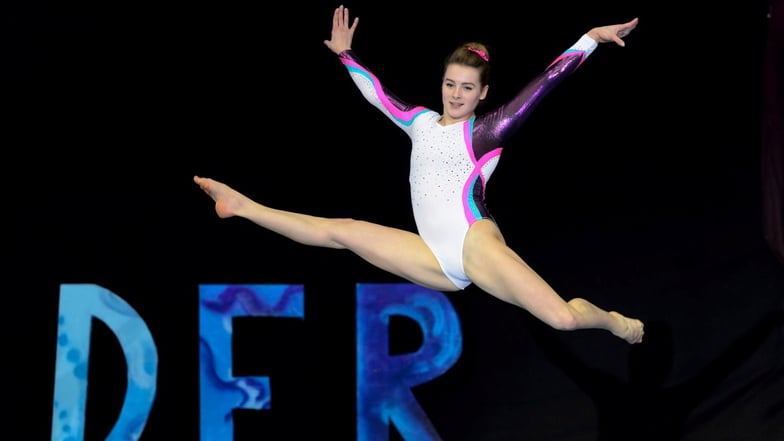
[{"xmin": 528, "ymin": 307, "xmax": 784, "ymax": 441}]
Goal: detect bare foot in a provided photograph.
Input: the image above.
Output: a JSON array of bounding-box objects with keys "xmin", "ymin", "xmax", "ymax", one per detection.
[
  {"xmin": 193, "ymin": 176, "xmax": 248, "ymax": 219},
  {"xmin": 610, "ymin": 311, "xmax": 644, "ymax": 344}
]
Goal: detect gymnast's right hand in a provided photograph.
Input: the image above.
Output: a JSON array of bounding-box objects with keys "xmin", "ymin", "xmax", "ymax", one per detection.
[{"xmin": 323, "ymin": 5, "xmax": 358, "ymax": 55}]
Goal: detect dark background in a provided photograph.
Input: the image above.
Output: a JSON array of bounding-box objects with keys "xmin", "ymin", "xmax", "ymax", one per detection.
[{"xmin": 6, "ymin": 0, "xmax": 784, "ymax": 440}]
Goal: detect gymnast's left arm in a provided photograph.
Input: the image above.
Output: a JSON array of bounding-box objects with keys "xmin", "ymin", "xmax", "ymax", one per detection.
[{"xmin": 477, "ymin": 18, "xmax": 639, "ymax": 144}]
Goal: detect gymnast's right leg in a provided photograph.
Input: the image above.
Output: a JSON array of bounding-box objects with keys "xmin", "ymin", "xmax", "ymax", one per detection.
[{"xmin": 193, "ymin": 176, "xmax": 459, "ymax": 291}]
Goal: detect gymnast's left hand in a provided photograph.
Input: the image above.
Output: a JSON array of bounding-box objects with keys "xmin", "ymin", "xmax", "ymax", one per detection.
[{"xmin": 587, "ymin": 17, "xmax": 639, "ymax": 47}]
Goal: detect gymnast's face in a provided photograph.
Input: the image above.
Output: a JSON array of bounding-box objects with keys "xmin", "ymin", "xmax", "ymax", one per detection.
[{"xmin": 440, "ymin": 63, "xmax": 488, "ymax": 125}]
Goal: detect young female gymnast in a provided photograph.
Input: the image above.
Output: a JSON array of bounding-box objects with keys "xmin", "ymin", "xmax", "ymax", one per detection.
[{"xmin": 195, "ymin": 5, "xmax": 644, "ymax": 344}]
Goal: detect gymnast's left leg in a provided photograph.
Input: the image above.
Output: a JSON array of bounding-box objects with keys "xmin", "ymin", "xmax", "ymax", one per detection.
[{"xmin": 462, "ymin": 219, "xmax": 644, "ymax": 344}]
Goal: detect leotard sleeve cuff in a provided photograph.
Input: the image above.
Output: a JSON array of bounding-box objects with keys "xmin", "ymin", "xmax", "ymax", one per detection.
[{"xmin": 573, "ymin": 34, "xmax": 599, "ymax": 56}]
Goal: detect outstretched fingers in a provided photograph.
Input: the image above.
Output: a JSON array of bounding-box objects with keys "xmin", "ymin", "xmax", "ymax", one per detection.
[
  {"xmin": 324, "ymin": 5, "xmax": 359, "ymax": 54},
  {"xmin": 615, "ymin": 17, "xmax": 639, "ymax": 46}
]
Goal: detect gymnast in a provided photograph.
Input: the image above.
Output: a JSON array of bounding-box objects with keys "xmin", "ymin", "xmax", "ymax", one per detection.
[{"xmin": 195, "ymin": 5, "xmax": 644, "ymax": 344}]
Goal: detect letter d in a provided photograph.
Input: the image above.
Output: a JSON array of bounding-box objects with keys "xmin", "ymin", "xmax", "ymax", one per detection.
[{"xmin": 51, "ymin": 284, "xmax": 158, "ymax": 441}]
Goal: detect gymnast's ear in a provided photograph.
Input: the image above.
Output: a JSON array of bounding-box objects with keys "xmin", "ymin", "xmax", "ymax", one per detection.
[{"xmin": 480, "ymin": 84, "xmax": 489, "ymax": 100}]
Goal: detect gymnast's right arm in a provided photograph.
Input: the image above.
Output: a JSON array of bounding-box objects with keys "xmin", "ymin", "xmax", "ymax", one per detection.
[{"xmin": 322, "ymin": 5, "xmax": 426, "ymax": 128}]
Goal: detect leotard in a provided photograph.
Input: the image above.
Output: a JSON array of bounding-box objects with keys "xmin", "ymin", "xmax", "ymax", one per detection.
[{"xmin": 338, "ymin": 35, "xmax": 598, "ymax": 289}]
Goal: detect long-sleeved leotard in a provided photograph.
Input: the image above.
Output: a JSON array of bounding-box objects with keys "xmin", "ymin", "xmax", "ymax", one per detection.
[{"xmin": 338, "ymin": 34, "xmax": 598, "ymax": 289}]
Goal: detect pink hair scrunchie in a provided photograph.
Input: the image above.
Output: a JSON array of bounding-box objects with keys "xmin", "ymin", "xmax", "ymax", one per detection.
[{"xmin": 465, "ymin": 46, "xmax": 488, "ymax": 62}]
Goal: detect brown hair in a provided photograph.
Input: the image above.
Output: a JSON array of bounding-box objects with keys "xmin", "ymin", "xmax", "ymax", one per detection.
[{"xmin": 444, "ymin": 42, "xmax": 491, "ymax": 87}]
